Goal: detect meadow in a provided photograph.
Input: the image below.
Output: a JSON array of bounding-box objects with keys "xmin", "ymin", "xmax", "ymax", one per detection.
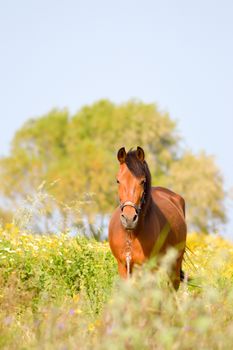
[{"xmin": 1, "ymin": 224, "xmax": 233, "ymax": 349}]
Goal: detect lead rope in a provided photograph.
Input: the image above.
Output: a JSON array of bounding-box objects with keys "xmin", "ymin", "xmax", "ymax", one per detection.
[
  {"xmin": 125, "ymin": 234, "xmax": 132, "ymax": 279},
  {"xmin": 126, "ymin": 252, "xmax": 131, "ymax": 278}
]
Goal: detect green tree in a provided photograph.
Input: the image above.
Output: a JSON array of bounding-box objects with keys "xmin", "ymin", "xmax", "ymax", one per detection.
[
  {"xmin": 166, "ymin": 152, "xmax": 226, "ymax": 232},
  {"xmin": 0, "ymin": 100, "xmax": 226, "ymax": 235},
  {"xmin": 0, "ymin": 109, "xmax": 69, "ymax": 231}
]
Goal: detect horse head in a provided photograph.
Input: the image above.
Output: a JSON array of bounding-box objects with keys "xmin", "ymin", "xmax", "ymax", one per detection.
[{"xmin": 116, "ymin": 146, "xmax": 150, "ymax": 230}]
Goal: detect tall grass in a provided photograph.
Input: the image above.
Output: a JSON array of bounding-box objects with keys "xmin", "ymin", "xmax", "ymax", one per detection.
[{"xmin": 1, "ymin": 224, "xmax": 233, "ymax": 349}]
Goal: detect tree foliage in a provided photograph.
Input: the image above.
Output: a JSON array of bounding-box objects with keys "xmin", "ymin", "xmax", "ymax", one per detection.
[
  {"xmin": 167, "ymin": 152, "xmax": 226, "ymax": 232},
  {"xmin": 0, "ymin": 100, "xmax": 226, "ymax": 234}
]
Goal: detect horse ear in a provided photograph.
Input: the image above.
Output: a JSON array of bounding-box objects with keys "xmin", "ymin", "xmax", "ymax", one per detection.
[
  {"xmin": 117, "ymin": 147, "xmax": 126, "ymax": 164},
  {"xmin": 136, "ymin": 146, "xmax": 145, "ymax": 162}
]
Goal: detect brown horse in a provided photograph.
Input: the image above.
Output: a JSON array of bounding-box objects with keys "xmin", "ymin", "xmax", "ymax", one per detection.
[{"xmin": 108, "ymin": 146, "xmax": 187, "ymax": 289}]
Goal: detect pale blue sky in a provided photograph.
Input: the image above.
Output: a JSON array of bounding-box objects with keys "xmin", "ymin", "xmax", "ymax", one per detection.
[{"xmin": 0, "ymin": 1, "xmax": 233, "ymax": 237}]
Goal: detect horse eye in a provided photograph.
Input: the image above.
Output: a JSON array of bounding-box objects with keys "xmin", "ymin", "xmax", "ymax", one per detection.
[
  {"xmin": 116, "ymin": 179, "xmax": 120, "ymax": 184},
  {"xmin": 140, "ymin": 179, "xmax": 146, "ymax": 185}
]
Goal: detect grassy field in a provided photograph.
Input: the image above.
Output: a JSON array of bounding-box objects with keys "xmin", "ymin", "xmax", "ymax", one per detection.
[{"xmin": 1, "ymin": 225, "xmax": 233, "ymax": 349}]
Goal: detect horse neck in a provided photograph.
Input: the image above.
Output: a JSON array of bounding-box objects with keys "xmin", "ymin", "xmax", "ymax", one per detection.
[
  {"xmin": 141, "ymin": 189, "xmax": 153, "ymax": 219},
  {"xmin": 130, "ymin": 190, "xmax": 153, "ymax": 234}
]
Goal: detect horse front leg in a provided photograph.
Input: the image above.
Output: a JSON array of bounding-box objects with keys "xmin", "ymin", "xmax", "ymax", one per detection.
[{"xmin": 117, "ymin": 261, "xmax": 128, "ymax": 279}]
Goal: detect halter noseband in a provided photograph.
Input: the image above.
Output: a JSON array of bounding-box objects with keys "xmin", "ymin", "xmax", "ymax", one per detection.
[{"xmin": 120, "ymin": 189, "xmax": 146, "ymax": 214}]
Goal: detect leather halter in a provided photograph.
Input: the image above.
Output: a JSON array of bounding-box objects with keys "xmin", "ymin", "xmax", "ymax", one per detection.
[{"xmin": 120, "ymin": 189, "xmax": 146, "ymax": 214}]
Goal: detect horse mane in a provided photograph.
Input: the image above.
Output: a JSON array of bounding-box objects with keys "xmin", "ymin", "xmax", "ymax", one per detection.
[{"xmin": 125, "ymin": 149, "xmax": 152, "ymax": 208}]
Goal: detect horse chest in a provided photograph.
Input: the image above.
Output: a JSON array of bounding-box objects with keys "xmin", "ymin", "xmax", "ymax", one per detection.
[
  {"xmin": 131, "ymin": 240, "xmax": 148, "ymax": 264},
  {"xmin": 115, "ymin": 234, "xmax": 156, "ymax": 265}
]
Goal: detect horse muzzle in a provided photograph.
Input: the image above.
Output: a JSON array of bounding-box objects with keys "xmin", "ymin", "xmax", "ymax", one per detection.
[{"xmin": 120, "ymin": 212, "xmax": 138, "ymax": 230}]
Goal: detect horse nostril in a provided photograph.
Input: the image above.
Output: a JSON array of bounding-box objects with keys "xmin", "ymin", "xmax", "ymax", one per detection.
[{"xmin": 120, "ymin": 213, "xmax": 138, "ymax": 227}]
